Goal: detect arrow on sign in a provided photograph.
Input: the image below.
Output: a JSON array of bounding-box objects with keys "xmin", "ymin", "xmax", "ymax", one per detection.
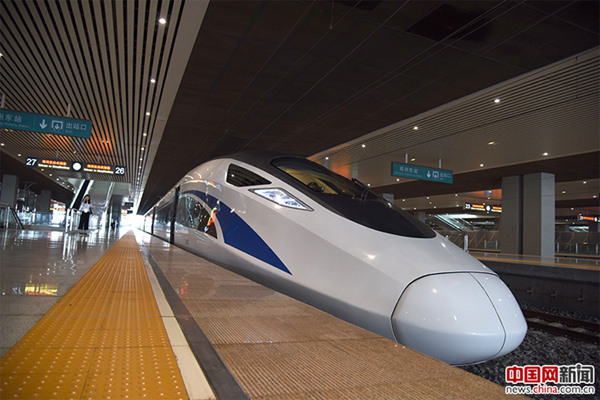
[
  {"xmin": 40, "ymin": 119, "xmax": 47, "ymax": 129},
  {"xmin": 427, "ymin": 171, "xmax": 431, "ymax": 178}
]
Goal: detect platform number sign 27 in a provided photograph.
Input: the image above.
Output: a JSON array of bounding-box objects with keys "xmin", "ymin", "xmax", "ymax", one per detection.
[{"xmin": 25, "ymin": 157, "xmax": 38, "ymax": 167}]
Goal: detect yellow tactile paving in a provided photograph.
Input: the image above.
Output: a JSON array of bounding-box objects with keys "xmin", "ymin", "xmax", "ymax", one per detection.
[{"xmin": 0, "ymin": 233, "xmax": 188, "ymax": 400}]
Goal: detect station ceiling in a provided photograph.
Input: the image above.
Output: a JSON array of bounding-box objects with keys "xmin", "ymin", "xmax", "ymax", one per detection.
[{"xmin": 0, "ymin": 0, "xmax": 598, "ymax": 215}]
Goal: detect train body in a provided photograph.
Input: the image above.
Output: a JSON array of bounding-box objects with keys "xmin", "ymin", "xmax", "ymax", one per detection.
[{"xmin": 143, "ymin": 151, "xmax": 526, "ymax": 365}]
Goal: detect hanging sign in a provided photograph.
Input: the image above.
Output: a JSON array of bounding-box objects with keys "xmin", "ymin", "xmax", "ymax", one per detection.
[
  {"xmin": 465, "ymin": 203, "xmax": 502, "ymax": 213},
  {"xmin": 392, "ymin": 162, "xmax": 453, "ymax": 184},
  {"xmin": 25, "ymin": 157, "xmax": 70, "ymax": 171},
  {"xmin": 26, "ymin": 157, "xmax": 125, "ymax": 176},
  {"xmin": 0, "ymin": 109, "xmax": 92, "ymax": 138}
]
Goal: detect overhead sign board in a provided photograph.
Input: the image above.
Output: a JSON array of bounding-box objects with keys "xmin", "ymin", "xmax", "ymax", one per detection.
[
  {"xmin": 83, "ymin": 163, "xmax": 126, "ymax": 176},
  {"xmin": 26, "ymin": 157, "xmax": 125, "ymax": 176},
  {"xmin": 0, "ymin": 109, "xmax": 92, "ymax": 138},
  {"xmin": 26, "ymin": 157, "xmax": 70, "ymax": 171},
  {"xmin": 392, "ymin": 162, "xmax": 453, "ymax": 184},
  {"xmin": 465, "ymin": 203, "xmax": 502, "ymax": 213}
]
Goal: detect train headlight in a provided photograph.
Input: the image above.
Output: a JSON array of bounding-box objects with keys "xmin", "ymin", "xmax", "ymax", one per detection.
[{"xmin": 251, "ymin": 188, "xmax": 312, "ymax": 211}]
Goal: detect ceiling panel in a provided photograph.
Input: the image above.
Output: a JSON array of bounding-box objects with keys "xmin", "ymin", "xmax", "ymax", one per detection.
[
  {"xmin": 0, "ymin": 0, "xmax": 206, "ymax": 198},
  {"xmin": 0, "ymin": 0, "xmax": 597, "ymax": 216}
]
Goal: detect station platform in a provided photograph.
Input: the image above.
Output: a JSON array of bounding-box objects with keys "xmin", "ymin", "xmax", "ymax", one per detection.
[
  {"xmin": 473, "ymin": 252, "xmax": 600, "ymax": 316},
  {"xmin": 1, "ymin": 228, "xmax": 523, "ymax": 399}
]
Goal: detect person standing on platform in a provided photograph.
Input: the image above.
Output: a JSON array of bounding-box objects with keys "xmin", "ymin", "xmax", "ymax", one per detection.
[{"xmin": 78, "ymin": 194, "xmax": 92, "ymax": 234}]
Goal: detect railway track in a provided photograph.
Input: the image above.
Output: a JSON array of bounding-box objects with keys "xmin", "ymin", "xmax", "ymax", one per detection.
[{"xmin": 522, "ymin": 309, "xmax": 600, "ymax": 345}]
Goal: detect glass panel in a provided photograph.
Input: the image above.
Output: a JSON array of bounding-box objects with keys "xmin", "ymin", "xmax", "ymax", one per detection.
[
  {"xmin": 177, "ymin": 194, "xmax": 218, "ymax": 238},
  {"xmin": 273, "ymin": 157, "xmax": 376, "ymax": 199}
]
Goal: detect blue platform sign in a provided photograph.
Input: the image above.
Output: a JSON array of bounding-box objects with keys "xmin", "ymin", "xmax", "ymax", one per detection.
[
  {"xmin": 392, "ymin": 162, "xmax": 453, "ymax": 184},
  {"xmin": 0, "ymin": 109, "xmax": 91, "ymax": 138}
]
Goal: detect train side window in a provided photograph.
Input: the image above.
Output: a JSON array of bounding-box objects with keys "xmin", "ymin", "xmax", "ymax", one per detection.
[
  {"xmin": 176, "ymin": 196, "xmax": 189, "ymax": 226},
  {"xmin": 198, "ymin": 206, "xmax": 218, "ymax": 238},
  {"xmin": 227, "ymin": 164, "xmax": 271, "ymax": 187},
  {"xmin": 177, "ymin": 194, "xmax": 218, "ymax": 239},
  {"xmin": 156, "ymin": 204, "xmax": 171, "ymax": 227}
]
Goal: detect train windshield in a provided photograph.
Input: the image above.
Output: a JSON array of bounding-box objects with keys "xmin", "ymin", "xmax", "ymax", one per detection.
[
  {"xmin": 272, "ymin": 157, "xmax": 377, "ymax": 199},
  {"xmin": 272, "ymin": 157, "xmax": 435, "ymax": 238}
]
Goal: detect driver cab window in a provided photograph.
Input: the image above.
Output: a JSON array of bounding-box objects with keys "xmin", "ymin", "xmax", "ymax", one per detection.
[{"xmin": 273, "ymin": 157, "xmax": 376, "ymax": 199}]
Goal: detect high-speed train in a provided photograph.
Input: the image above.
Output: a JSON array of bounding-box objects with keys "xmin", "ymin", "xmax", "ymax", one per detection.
[{"xmin": 143, "ymin": 151, "xmax": 527, "ymax": 365}]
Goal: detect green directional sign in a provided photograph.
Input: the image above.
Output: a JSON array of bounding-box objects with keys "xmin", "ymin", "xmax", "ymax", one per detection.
[
  {"xmin": 0, "ymin": 109, "xmax": 91, "ymax": 138},
  {"xmin": 392, "ymin": 162, "xmax": 453, "ymax": 184}
]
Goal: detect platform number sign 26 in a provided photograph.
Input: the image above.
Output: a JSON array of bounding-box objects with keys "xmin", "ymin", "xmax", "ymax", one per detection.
[
  {"xmin": 25, "ymin": 157, "xmax": 38, "ymax": 167},
  {"xmin": 114, "ymin": 166, "xmax": 126, "ymax": 176}
]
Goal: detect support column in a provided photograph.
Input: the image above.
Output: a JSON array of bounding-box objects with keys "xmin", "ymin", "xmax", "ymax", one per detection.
[
  {"xmin": 38, "ymin": 190, "xmax": 52, "ymax": 224},
  {"xmin": 500, "ymin": 175, "xmax": 522, "ymax": 255},
  {"xmin": 0, "ymin": 174, "xmax": 19, "ymax": 208},
  {"xmin": 110, "ymin": 195, "xmax": 124, "ymax": 230},
  {"xmin": 522, "ymin": 173, "xmax": 555, "ymax": 258}
]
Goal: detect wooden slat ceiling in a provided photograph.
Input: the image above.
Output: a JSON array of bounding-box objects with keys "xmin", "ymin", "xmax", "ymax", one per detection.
[
  {"xmin": 0, "ymin": 0, "xmax": 197, "ymax": 195},
  {"xmin": 0, "ymin": 1, "xmax": 598, "ymax": 215}
]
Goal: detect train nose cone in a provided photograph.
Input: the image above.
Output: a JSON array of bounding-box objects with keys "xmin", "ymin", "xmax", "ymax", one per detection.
[{"xmin": 392, "ymin": 273, "xmax": 527, "ymax": 365}]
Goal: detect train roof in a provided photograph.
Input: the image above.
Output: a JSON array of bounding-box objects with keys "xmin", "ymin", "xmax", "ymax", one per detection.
[{"xmin": 215, "ymin": 150, "xmax": 304, "ymax": 171}]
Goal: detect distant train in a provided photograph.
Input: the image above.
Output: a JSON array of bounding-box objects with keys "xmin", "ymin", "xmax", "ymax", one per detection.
[{"xmin": 142, "ymin": 151, "xmax": 526, "ymax": 365}]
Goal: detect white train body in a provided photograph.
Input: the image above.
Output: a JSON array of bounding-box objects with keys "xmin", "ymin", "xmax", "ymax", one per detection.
[{"xmin": 146, "ymin": 151, "xmax": 526, "ymax": 365}]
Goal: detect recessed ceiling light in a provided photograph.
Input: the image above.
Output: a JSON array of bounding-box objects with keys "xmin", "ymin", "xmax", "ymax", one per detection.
[
  {"xmin": 150, "ymin": 79, "xmax": 156, "ymax": 83},
  {"xmin": 583, "ymin": 181, "xmax": 587, "ymax": 184},
  {"xmin": 159, "ymin": 18, "xmax": 167, "ymax": 24},
  {"xmin": 361, "ymin": 144, "xmax": 366, "ymax": 148},
  {"xmin": 18, "ymin": 153, "xmax": 21, "ymax": 156},
  {"xmin": 396, "ymin": 178, "xmax": 400, "ymax": 182},
  {"xmin": 494, "ymin": 98, "xmax": 501, "ymax": 103},
  {"xmin": 143, "ymin": 133, "xmax": 147, "ymax": 136},
  {"xmin": 49, "ymin": 174, "xmax": 52, "ymax": 176},
  {"xmin": 0, "ymin": 143, "xmax": 4, "ymax": 146},
  {"xmin": 488, "ymin": 141, "xmax": 496, "ymax": 145},
  {"xmin": 146, "ymin": 112, "xmax": 150, "ymax": 116},
  {"xmin": 562, "ymin": 191, "xmax": 566, "ymax": 194},
  {"xmin": 413, "ymin": 126, "xmax": 419, "ymax": 130},
  {"xmin": 542, "ymin": 152, "xmax": 548, "ymax": 156},
  {"xmin": 410, "ymin": 158, "xmax": 416, "ymax": 162},
  {"xmin": 141, "ymin": 147, "xmax": 145, "ymax": 151},
  {"xmin": 325, "ymin": 157, "xmax": 329, "ymax": 160},
  {"xmin": 367, "ymin": 183, "xmax": 371, "ymax": 187},
  {"xmin": 480, "ymin": 163, "xmax": 484, "ymax": 167}
]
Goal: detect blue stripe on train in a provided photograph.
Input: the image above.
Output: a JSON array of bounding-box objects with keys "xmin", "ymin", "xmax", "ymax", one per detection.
[{"xmin": 182, "ymin": 190, "xmax": 291, "ymax": 275}]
